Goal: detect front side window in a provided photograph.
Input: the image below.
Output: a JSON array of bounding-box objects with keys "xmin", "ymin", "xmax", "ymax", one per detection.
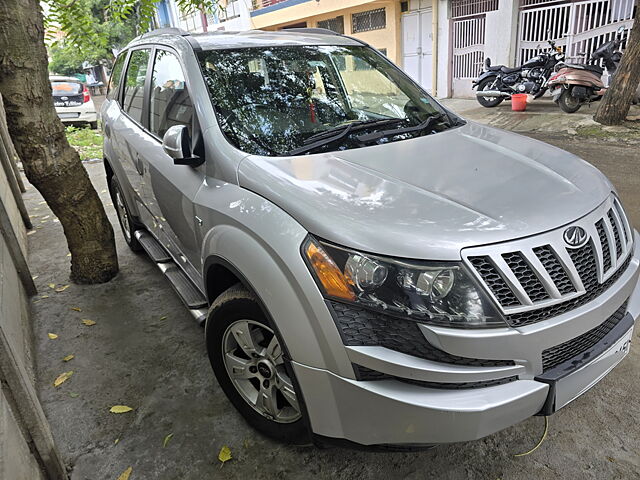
[
  {"xmin": 149, "ymin": 49, "xmax": 193, "ymax": 138},
  {"xmin": 107, "ymin": 53, "xmax": 126, "ymax": 101},
  {"xmin": 198, "ymin": 45, "xmax": 454, "ymax": 156},
  {"xmin": 122, "ymin": 49, "xmax": 150, "ymax": 124}
]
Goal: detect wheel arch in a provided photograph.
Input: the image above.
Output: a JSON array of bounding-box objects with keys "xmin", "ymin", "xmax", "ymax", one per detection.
[{"xmin": 199, "ymin": 224, "xmax": 353, "ymax": 378}]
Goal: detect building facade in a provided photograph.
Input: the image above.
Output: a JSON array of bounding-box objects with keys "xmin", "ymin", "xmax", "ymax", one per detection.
[{"xmin": 157, "ymin": 0, "xmax": 636, "ymax": 98}]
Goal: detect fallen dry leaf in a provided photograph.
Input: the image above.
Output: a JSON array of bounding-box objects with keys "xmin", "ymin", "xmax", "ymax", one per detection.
[
  {"xmin": 53, "ymin": 371, "xmax": 73, "ymax": 387},
  {"xmin": 48, "ymin": 283, "xmax": 56, "ymax": 289},
  {"xmin": 67, "ymin": 253, "xmax": 71, "ymax": 257},
  {"xmin": 63, "ymin": 354, "xmax": 75, "ymax": 362},
  {"xmin": 55, "ymin": 285, "xmax": 70, "ymax": 293},
  {"xmin": 69, "ymin": 392, "xmax": 79, "ymax": 398},
  {"xmin": 70, "ymin": 307, "xmax": 82, "ymax": 312},
  {"xmin": 163, "ymin": 433, "xmax": 173, "ymax": 448},
  {"xmin": 38, "ymin": 201, "xmax": 46, "ymax": 205},
  {"xmin": 117, "ymin": 467, "xmax": 132, "ymax": 480},
  {"xmin": 81, "ymin": 319, "xmax": 96, "ymax": 326},
  {"xmin": 32, "ymin": 275, "xmax": 39, "ymax": 280},
  {"xmin": 110, "ymin": 405, "xmax": 133, "ymax": 414},
  {"xmin": 159, "ymin": 316, "xmax": 168, "ymax": 321},
  {"xmin": 114, "ymin": 438, "xmax": 120, "ymax": 445},
  {"xmin": 48, "ymin": 333, "xmax": 58, "ymax": 339},
  {"xmin": 41, "ymin": 295, "xmax": 49, "ymax": 299},
  {"xmin": 27, "ymin": 230, "xmax": 36, "ymax": 236},
  {"xmin": 218, "ymin": 445, "xmax": 232, "ymax": 465}
]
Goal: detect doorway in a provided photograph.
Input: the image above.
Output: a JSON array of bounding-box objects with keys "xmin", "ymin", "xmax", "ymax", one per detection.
[{"xmin": 402, "ymin": 8, "xmax": 433, "ymax": 92}]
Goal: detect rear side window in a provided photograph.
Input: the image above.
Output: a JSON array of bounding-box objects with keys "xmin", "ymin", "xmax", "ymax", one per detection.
[
  {"xmin": 107, "ymin": 53, "xmax": 127, "ymax": 101},
  {"xmin": 149, "ymin": 49, "xmax": 193, "ymax": 138},
  {"xmin": 51, "ymin": 81, "xmax": 83, "ymax": 96},
  {"xmin": 122, "ymin": 49, "xmax": 150, "ymax": 124}
]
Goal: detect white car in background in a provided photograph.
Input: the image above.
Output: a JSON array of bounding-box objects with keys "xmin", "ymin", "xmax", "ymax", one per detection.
[{"xmin": 50, "ymin": 75, "xmax": 98, "ymax": 129}]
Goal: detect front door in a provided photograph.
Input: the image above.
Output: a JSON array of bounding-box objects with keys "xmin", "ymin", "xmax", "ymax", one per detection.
[
  {"xmin": 140, "ymin": 48, "xmax": 204, "ymax": 286},
  {"xmin": 402, "ymin": 8, "xmax": 433, "ymax": 92}
]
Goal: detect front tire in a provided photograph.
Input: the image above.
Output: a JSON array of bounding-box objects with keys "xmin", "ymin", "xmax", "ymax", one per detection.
[
  {"xmin": 110, "ymin": 176, "xmax": 143, "ymax": 252},
  {"xmin": 558, "ymin": 88, "xmax": 582, "ymax": 113},
  {"xmin": 476, "ymin": 77, "xmax": 505, "ymax": 108},
  {"xmin": 205, "ymin": 284, "xmax": 309, "ymax": 444}
]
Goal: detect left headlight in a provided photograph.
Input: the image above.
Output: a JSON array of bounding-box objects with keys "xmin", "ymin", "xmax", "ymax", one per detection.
[{"xmin": 302, "ymin": 237, "xmax": 505, "ymax": 329}]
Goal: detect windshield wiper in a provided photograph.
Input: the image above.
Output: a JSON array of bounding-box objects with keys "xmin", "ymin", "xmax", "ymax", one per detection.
[
  {"xmin": 355, "ymin": 113, "xmax": 448, "ymax": 144},
  {"xmin": 286, "ymin": 118, "xmax": 407, "ymax": 156}
]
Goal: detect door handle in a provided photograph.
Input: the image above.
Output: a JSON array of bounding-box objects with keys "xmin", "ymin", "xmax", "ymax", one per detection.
[{"xmin": 135, "ymin": 153, "xmax": 144, "ymax": 175}]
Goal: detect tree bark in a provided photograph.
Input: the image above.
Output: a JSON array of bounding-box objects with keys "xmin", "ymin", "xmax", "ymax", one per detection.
[
  {"xmin": 0, "ymin": 0, "xmax": 118, "ymax": 283},
  {"xmin": 594, "ymin": 2, "xmax": 640, "ymax": 125}
]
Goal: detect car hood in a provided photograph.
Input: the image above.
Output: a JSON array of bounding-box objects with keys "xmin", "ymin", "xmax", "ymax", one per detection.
[{"xmin": 237, "ymin": 121, "xmax": 612, "ymax": 260}]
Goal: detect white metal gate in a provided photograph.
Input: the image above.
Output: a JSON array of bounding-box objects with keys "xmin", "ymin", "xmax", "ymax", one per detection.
[
  {"xmin": 518, "ymin": 0, "xmax": 635, "ymax": 68},
  {"xmin": 450, "ymin": 0, "xmax": 498, "ymax": 97}
]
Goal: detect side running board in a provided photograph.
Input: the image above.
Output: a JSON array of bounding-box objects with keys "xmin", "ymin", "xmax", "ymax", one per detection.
[{"xmin": 134, "ymin": 230, "xmax": 208, "ymax": 325}]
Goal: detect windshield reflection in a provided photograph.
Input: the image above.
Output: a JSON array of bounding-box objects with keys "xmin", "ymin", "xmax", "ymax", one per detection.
[{"xmin": 198, "ymin": 45, "xmax": 453, "ymax": 156}]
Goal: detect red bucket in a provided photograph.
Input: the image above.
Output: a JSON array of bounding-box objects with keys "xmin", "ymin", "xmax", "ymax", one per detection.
[{"xmin": 511, "ymin": 94, "xmax": 528, "ymax": 112}]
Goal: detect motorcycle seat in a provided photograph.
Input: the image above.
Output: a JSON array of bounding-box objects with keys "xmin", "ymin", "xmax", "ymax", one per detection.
[
  {"xmin": 487, "ymin": 65, "xmax": 503, "ymax": 71},
  {"xmin": 500, "ymin": 66, "xmax": 521, "ymax": 74},
  {"xmin": 561, "ymin": 63, "xmax": 604, "ymax": 75}
]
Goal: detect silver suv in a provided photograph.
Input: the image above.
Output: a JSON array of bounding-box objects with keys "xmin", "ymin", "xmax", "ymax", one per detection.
[{"xmin": 102, "ymin": 28, "xmax": 639, "ymax": 447}]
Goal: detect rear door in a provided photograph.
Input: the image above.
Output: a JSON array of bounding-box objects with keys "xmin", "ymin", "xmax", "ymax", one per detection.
[
  {"xmin": 109, "ymin": 47, "xmax": 155, "ymax": 227},
  {"xmin": 140, "ymin": 47, "xmax": 204, "ymax": 285}
]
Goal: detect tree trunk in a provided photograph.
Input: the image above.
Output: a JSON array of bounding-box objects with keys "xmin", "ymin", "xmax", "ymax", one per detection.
[
  {"xmin": 0, "ymin": 0, "xmax": 118, "ymax": 283},
  {"xmin": 594, "ymin": 2, "xmax": 640, "ymax": 125}
]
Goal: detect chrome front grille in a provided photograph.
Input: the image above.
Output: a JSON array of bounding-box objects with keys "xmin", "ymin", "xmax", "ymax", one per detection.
[{"xmin": 463, "ymin": 196, "xmax": 634, "ymax": 326}]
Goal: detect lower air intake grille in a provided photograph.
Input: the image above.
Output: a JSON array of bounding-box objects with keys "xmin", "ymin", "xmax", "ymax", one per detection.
[
  {"xmin": 542, "ymin": 301, "xmax": 628, "ymax": 372},
  {"xmin": 353, "ymin": 364, "xmax": 517, "ymax": 389},
  {"xmin": 329, "ymin": 301, "xmax": 514, "ymax": 367}
]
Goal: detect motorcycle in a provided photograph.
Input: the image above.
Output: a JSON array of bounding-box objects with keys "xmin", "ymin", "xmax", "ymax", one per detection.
[
  {"xmin": 548, "ymin": 26, "xmax": 638, "ymax": 113},
  {"xmin": 473, "ymin": 39, "xmax": 565, "ymax": 108}
]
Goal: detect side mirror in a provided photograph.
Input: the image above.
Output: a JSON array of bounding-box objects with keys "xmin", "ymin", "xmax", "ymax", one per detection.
[{"xmin": 162, "ymin": 125, "xmax": 203, "ymax": 167}]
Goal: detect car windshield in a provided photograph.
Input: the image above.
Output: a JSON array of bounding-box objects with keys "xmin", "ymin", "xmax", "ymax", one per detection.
[
  {"xmin": 198, "ymin": 45, "xmax": 457, "ymax": 156},
  {"xmin": 51, "ymin": 81, "xmax": 83, "ymax": 96}
]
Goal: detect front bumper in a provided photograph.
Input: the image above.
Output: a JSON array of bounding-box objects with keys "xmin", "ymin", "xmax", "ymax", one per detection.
[{"xmin": 296, "ymin": 233, "xmax": 640, "ymax": 446}]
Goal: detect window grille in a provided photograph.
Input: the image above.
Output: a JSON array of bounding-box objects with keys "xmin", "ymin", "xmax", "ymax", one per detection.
[
  {"xmin": 352, "ymin": 8, "xmax": 386, "ymax": 33},
  {"xmin": 451, "ymin": 0, "xmax": 498, "ymax": 19},
  {"xmin": 317, "ymin": 16, "xmax": 345, "ymax": 34}
]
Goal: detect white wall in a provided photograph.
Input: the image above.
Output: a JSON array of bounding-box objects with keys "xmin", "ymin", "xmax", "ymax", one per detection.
[
  {"xmin": 435, "ymin": 0, "xmax": 449, "ymax": 98},
  {"xmin": 484, "ymin": 0, "xmax": 520, "ymax": 68},
  {"xmin": 211, "ymin": 0, "xmax": 254, "ymax": 31}
]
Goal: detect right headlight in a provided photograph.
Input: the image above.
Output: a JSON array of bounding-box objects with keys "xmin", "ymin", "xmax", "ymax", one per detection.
[{"xmin": 303, "ymin": 237, "xmax": 505, "ymax": 329}]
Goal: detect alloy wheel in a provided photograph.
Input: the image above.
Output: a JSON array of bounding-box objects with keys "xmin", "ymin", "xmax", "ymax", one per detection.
[{"xmin": 222, "ymin": 319, "xmax": 301, "ymax": 423}]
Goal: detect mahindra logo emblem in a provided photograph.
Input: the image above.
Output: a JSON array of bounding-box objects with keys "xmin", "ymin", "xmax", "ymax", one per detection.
[
  {"xmin": 563, "ymin": 226, "xmax": 588, "ymax": 248},
  {"xmin": 60, "ymin": 96, "xmax": 68, "ymax": 100}
]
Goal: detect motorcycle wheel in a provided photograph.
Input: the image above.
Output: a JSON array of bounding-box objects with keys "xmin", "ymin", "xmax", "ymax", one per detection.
[
  {"xmin": 558, "ymin": 88, "xmax": 582, "ymax": 113},
  {"xmin": 476, "ymin": 77, "xmax": 504, "ymax": 108}
]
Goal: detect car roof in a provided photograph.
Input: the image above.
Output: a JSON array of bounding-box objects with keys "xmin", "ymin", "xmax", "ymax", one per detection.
[
  {"xmin": 49, "ymin": 75, "xmax": 83, "ymax": 83},
  {"xmin": 129, "ymin": 28, "xmax": 362, "ymax": 51}
]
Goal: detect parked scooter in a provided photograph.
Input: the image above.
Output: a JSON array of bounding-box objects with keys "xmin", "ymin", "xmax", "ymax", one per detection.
[
  {"xmin": 548, "ymin": 26, "xmax": 638, "ymax": 113},
  {"xmin": 473, "ymin": 40, "xmax": 565, "ymax": 108}
]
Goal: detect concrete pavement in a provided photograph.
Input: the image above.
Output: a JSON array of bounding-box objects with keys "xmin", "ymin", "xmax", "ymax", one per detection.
[{"xmin": 28, "ymin": 107, "xmax": 640, "ymax": 479}]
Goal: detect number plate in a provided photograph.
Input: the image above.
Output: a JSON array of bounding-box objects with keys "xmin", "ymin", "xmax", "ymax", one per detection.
[{"xmin": 554, "ymin": 326, "xmax": 633, "ymax": 411}]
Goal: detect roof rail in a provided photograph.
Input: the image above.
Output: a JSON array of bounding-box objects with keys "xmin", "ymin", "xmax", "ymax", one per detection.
[
  {"xmin": 141, "ymin": 27, "xmax": 191, "ymax": 38},
  {"xmin": 283, "ymin": 27, "xmax": 342, "ymax": 36}
]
